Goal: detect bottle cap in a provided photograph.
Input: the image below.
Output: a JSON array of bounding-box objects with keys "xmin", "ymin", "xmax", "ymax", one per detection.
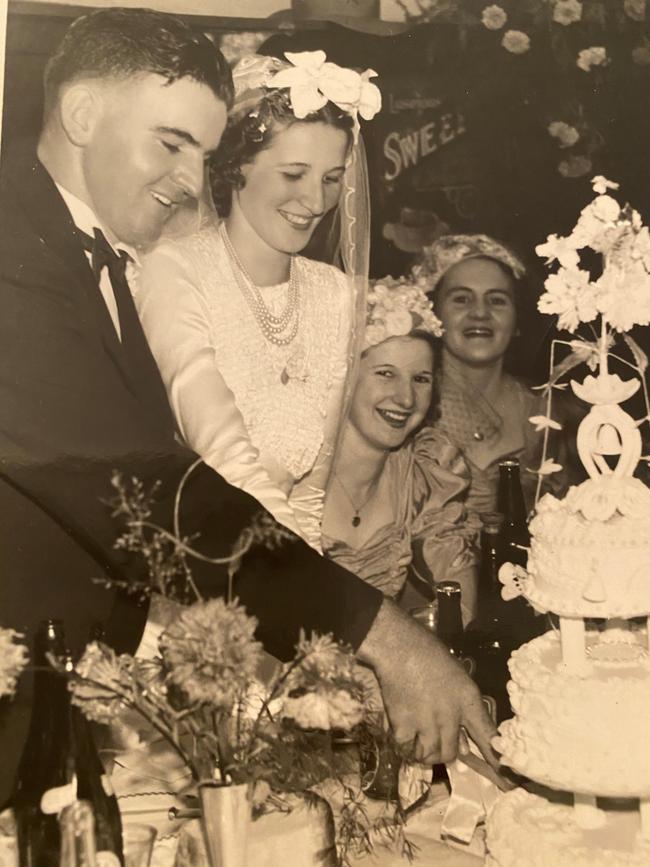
[
  {"xmin": 436, "ymin": 580, "xmax": 461, "ymax": 597},
  {"xmin": 480, "ymin": 512, "xmax": 505, "ymax": 533},
  {"xmin": 498, "ymin": 458, "xmax": 520, "ymax": 469}
]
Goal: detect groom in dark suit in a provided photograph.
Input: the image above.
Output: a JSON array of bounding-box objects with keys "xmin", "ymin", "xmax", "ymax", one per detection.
[{"xmin": 0, "ymin": 7, "xmax": 496, "ymax": 803}]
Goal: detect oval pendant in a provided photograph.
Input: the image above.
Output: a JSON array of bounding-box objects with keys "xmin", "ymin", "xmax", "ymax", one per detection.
[
  {"xmin": 352, "ymin": 515, "xmax": 361, "ymax": 527},
  {"xmin": 280, "ymin": 368, "xmax": 289, "ymax": 385}
]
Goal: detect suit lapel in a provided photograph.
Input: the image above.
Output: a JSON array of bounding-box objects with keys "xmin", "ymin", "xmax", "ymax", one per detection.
[{"xmin": 10, "ymin": 148, "xmax": 176, "ymax": 431}]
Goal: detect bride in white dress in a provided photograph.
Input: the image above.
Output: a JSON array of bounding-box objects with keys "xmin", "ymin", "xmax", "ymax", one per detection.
[{"xmin": 136, "ymin": 52, "xmax": 380, "ymax": 548}]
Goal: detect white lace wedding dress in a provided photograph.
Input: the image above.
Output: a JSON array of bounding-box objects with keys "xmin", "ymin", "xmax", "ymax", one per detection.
[{"xmin": 135, "ymin": 220, "xmax": 354, "ymax": 549}]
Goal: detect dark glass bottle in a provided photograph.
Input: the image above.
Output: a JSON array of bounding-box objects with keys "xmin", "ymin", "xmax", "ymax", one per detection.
[
  {"xmin": 435, "ymin": 581, "xmax": 474, "ymax": 674},
  {"xmin": 465, "ymin": 513, "xmax": 514, "ymax": 723},
  {"xmin": 496, "ymin": 459, "xmax": 530, "ymax": 568},
  {"xmin": 14, "ymin": 620, "xmax": 70, "ymax": 867},
  {"xmin": 13, "ymin": 621, "xmax": 124, "ymax": 867},
  {"xmin": 497, "ymin": 460, "xmax": 542, "ymax": 643}
]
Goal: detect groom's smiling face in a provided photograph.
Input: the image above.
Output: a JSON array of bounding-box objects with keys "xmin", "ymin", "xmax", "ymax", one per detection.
[{"xmin": 80, "ymin": 73, "xmax": 227, "ymax": 247}]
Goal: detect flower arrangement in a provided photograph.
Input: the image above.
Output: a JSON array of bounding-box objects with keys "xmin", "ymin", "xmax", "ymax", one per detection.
[
  {"xmin": 395, "ymin": 0, "xmax": 648, "ymax": 182},
  {"xmin": 528, "ymin": 175, "xmax": 650, "ymax": 501},
  {"xmin": 364, "ymin": 272, "xmax": 443, "ymax": 349},
  {"xmin": 0, "ymin": 627, "xmax": 28, "ymax": 699},
  {"xmin": 68, "ymin": 471, "xmax": 418, "ymax": 864}
]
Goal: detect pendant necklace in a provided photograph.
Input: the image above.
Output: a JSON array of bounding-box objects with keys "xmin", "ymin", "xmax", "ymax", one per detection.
[{"xmin": 334, "ymin": 473, "xmax": 380, "ymax": 528}]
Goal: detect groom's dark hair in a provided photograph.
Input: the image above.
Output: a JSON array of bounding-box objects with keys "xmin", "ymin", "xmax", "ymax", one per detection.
[{"xmin": 43, "ymin": 7, "xmax": 233, "ymax": 118}]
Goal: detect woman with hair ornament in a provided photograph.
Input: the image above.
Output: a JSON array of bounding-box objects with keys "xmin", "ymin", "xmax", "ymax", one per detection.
[
  {"xmin": 136, "ymin": 51, "xmax": 380, "ymax": 548},
  {"xmin": 321, "ymin": 278, "xmax": 480, "ymax": 624},
  {"xmin": 418, "ymin": 234, "xmax": 573, "ymax": 517}
]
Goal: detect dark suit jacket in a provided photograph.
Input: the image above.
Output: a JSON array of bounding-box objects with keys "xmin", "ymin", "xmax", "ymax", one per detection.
[{"xmin": 0, "ymin": 144, "xmax": 381, "ymax": 803}]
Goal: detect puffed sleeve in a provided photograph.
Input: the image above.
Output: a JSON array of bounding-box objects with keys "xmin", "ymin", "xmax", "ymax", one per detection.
[
  {"xmin": 135, "ymin": 242, "xmax": 301, "ymax": 536},
  {"xmin": 410, "ymin": 427, "xmax": 480, "ymax": 591}
]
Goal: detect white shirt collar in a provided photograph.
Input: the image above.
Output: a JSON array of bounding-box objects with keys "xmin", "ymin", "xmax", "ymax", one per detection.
[{"xmin": 55, "ymin": 182, "xmax": 140, "ymax": 266}]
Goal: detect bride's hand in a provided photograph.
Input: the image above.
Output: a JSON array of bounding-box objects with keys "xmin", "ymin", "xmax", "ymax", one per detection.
[{"xmin": 357, "ymin": 599, "xmax": 498, "ymax": 768}]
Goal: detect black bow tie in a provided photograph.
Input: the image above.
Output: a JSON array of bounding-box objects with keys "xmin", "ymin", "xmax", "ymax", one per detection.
[{"xmin": 78, "ymin": 226, "xmax": 131, "ymax": 284}]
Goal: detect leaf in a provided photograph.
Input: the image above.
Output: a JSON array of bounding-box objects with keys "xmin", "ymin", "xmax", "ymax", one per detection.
[
  {"xmin": 569, "ymin": 338, "xmax": 601, "ymax": 370},
  {"xmin": 530, "ymin": 459, "xmax": 563, "ymax": 476},
  {"xmin": 622, "ymin": 333, "xmax": 648, "ymax": 375},
  {"xmin": 546, "ymin": 350, "xmax": 590, "ymax": 388},
  {"xmin": 529, "ymin": 415, "xmax": 563, "ymax": 432}
]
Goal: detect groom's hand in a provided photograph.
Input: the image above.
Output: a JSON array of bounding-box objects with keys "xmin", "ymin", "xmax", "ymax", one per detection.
[{"xmin": 357, "ymin": 599, "xmax": 498, "ymax": 768}]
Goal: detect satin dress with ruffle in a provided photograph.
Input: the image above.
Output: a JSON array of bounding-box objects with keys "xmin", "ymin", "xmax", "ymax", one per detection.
[{"xmin": 322, "ymin": 427, "xmax": 479, "ymax": 603}]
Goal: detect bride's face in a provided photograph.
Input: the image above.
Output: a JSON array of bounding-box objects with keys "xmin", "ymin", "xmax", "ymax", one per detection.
[
  {"xmin": 231, "ymin": 121, "xmax": 349, "ymax": 256},
  {"xmin": 349, "ymin": 336, "xmax": 434, "ymax": 452}
]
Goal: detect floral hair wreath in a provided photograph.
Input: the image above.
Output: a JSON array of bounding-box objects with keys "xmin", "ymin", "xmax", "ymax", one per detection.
[
  {"xmin": 364, "ymin": 274, "xmax": 444, "ymax": 350},
  {"xmin": 418, "ymin": 233, "xmax": 526, "ymax": 292},
  {"xmin": 231, "ymin": 50, "xmax": 382, "ymax": 141}
]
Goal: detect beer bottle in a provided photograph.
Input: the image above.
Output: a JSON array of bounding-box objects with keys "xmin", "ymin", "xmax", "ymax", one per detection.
[
  {"xmin": 497, "ymin": 459, "xmax": 542, "ymax": 643},
  {"xmin": 14, "ymin": 620, "xmax": 70, "ymax": 867},
  {"xmin": 497, "ymin": 458, "xmax": 530, "ymax": 568},
  {"xmin": 13, "ymin": 621, "xmax": 124, "ymax": 867},
  {"xmin": 435, "ymin": 581, "xmax": 474, "ymax": 674},
  {"xmin": 465, "ymin": 513, "xmax": 514, "ymax": 723}
]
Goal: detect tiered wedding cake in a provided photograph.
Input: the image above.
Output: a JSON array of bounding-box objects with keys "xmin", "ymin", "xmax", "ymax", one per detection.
[{"xmin": 485, "ymin": 177, "xmax": 650, "ymax": 866}]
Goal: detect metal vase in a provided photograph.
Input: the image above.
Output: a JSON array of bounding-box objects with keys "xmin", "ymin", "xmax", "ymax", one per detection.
[{"xmin": 198, "ymin": 781, "xmax": 250, "ymax": 867}]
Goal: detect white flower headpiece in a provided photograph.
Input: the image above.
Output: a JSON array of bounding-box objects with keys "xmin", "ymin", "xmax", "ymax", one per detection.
[
  {"xmin": 231, "ymin": 50, "xmax": 381, "ymax": 140},
  {"xmin": 364, "ymin": 274, "xmax": 443, "ymax": 350},
  {"xmin": 418, "ymin": 233, "xmax": 526, "ymax": 292}
]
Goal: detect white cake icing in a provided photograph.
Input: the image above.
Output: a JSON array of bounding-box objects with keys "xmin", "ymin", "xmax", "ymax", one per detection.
[
  {"xmin": 486, "ymin": 788, "xmax": 650, "ymax": 867},
  {"xmin": 524, "ymin": 476, "xmax": 650, "ymax": 618},
  {"xmin": 493, "ymin": 629, "xmax": 650, "ymax": 797}
]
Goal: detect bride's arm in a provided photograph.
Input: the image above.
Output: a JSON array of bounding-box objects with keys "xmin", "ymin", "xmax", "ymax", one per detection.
[{"xmin": 135, "ymin": 245, "xmax": 300, "ymax": 535}]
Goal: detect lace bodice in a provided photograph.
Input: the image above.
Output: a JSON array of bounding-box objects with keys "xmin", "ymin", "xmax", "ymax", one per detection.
[{"xmin": 135, "ymin": 221, "xmax": 353, "ymax": 545}]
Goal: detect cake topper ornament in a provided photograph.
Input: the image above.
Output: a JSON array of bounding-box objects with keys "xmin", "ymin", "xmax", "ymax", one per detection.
[{"xmin": 530, "ymin": 175, "xmax": 650, "ymax": 497}]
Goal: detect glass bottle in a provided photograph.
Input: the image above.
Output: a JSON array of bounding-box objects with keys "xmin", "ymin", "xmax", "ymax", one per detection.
[
  {"xmin": 497, "ymin": 460, "xmax": 542, "ymax": 643},
  {"xmin": 13, "ymin": 622, "xmax": 124, "ymax": 867},
  {"xmin": 14, "ymin": 620, "xmax": 70, "ymax": 867},
  {"xmin": 435, "ymin": 581, "xmax": 474, "ymax": 675},
  {"xmin": 59, "ymin": 801, "xmax": 97, "ymax": 867},
  {"xmin": 497, "ymin": 458, "xmax": 530, "ymax": 568},
  {"xmin": 464, "ymin": 513, "xmax": 514, "ymax": 723}
]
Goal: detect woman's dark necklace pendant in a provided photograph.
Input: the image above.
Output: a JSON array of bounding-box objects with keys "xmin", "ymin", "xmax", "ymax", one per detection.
[{"xmin": 352, "ymin": 514, "xmax": 361, "ymax": 528}]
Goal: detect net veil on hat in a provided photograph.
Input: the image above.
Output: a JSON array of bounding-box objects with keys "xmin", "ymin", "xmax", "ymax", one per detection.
[{"xmin": 419, "ymin": 234, "xmax": 526, "ymax": 292}]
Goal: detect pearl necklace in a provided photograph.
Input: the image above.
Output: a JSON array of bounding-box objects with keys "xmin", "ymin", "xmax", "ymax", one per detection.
[{"xmin": 220, "ymin": 223, "xmax": 300, "ymax": 347}]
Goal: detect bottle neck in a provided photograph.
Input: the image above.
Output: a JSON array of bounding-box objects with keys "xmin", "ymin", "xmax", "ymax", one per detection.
[{"xmin": 437, "ymin": 594, "xmax": 464, "ymax": 652}]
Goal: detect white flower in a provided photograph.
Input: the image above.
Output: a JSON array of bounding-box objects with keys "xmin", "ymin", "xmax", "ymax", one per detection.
[
  {"xmin": 558, "ymin": 155, "xmax": 592, "ymax": 178},
  {"xmin": 553, "ymin": 0, "xmax": 582, "ymax": 25},
  {"xmin": 577, "ymin": 46, "xmax": 608, "ymax": 72},
  {"xmin": 502, "ymin": 30, "xmax": 531, "ymax": 54},
  {"xmin": 548, "ymin": 121, "xmax": 580, "ymax": 148},
  {"xmin": 384, "ymin": 309, "xmax": 414, "ymax": 336},
  {"xmin": 624, "ymin": 0, "xmax": 646, "ymax": 21},
  {"xmin": 481, "ymin": 4, "xmax": 507, "ymax": 30},
  {"xmin": 591, "ymin": 194, "xmax": 621, "ymax": 223},
  {"xmin": 268, "ymin": 51, "xmax": 381, "ymax": 130},
  {"xmin": 282, "ymin": 688, "xmax": 364, "ymax": 731},
  {"xmin": 591, "ymin": 176, "xmax": 620, "ymax": 195},
  {"xmin": 0, "ymin": 628, "xmax": 28, "ymax": 699},
  {"xmin": 537, "ymin": 267, "xmax": 599, "ymax": 332},
  {"xmin": 536, "ymin": 233, "xmax": 580, "ymax": 269},
  {"xmin": 632, "ymin": 43, "xmax": 650, "ymax": 65},
  {"xmin": 596, "ymin": 260, "xmax": 650, "ymax": 332},
  {"xmin": 529, "ymin": 415, "xmax": 562, "ymax": 432}
]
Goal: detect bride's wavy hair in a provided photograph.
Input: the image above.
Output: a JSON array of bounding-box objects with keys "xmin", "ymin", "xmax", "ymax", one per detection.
[{"xmin": 209, "ymin": 92, "xmax": 354, "ymax": 219}]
